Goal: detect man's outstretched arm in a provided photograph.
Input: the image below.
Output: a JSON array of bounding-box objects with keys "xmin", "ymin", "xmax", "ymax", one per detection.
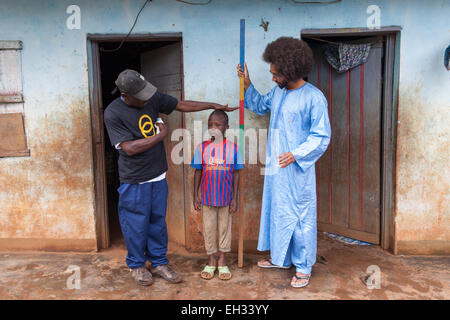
[{"xmin": 175, "ymin": 100, "xmax": 238, "ymax": 112}]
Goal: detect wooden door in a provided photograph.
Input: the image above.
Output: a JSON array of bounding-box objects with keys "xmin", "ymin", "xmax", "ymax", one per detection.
[
  {"xmin": 140, "ymin": 42, "xmax": 186, "ymax": 246},
  {"xmin": 308, "ymin": 40, "xmax": 383, "ymax": 244}
]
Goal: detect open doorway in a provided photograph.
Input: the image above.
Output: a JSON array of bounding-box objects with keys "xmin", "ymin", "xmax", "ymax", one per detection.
[
  {"xmin": 87, "ymin": 34, "xmax": 186, "ymax": 250},
  {"xmin": 301, "ymin": 27, "xmax": 400, "ymax": 251}
]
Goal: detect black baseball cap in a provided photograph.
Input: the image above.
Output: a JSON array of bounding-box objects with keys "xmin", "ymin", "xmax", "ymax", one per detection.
[{"xmin": 114, "ymin": 69, "xmax": 157, "ymax": 101}]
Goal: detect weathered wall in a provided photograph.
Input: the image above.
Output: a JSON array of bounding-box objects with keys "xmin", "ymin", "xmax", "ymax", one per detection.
[
  {"xmin": 0, "ymin": 1, "xmax": 97, "ymax": 250},
  {"xmin": 392, "ymin": 2, "xmax": 450, "ymax": 254},
  {"xmin": 0, "ymin": 0, "xmax": 448, "ymax": 253}
]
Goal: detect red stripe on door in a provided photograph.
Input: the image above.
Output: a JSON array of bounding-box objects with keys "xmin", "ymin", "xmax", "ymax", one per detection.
[
  {"xmin": 359, "ymin": 64, "xmax": 365, "ymax": 229},
  {"xmin": 328, "ymin": 65, "xmax": 333, "ymax": 224},
  {"xmin": 347, "ymin": 70, "xmax": 351, "ymax": 227}
]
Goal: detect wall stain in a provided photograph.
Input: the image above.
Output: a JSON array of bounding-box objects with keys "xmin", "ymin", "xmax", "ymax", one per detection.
[
  {"xmin": 259, "ymin": 18, "xmax": 269, "ymax": 32},
  {"xmin": 395, "ymin": 87, "xmax": 449, "ymax": 246},
  {"xmin": 0, "ymin": 95, "xmax": 96, "ymax": 241}
]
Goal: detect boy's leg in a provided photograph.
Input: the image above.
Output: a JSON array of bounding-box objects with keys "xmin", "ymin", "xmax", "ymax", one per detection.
[
  {"xmin": 216, "ymin": 206, "xmax": 232, "ymax": 280},
  {"xmin": 202, "ymin": 205, "xmax": 218, "ymax": 257},
  {"xmin": 201, "ymin": 206, "xmax": 219, "ymax": 279},
  {"xmin": 117, "ymin": 183, "xmax": 152, "ymax": 269},
  {"xmin": 208, "ymin": 254, "xmax": 217, "ymax": 267},
  {"xmin": 217, "ymin": 206, "xmax": 232, "ymax": 264},
  {"xmin": 146, "ymin": 178, "xmax": 169, "ymax": 267}
]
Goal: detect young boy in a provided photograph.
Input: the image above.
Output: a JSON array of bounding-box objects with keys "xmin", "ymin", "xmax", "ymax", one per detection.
[{"xmin": 190, "ymin": 110, "xmax": 243, "ymax": 280}]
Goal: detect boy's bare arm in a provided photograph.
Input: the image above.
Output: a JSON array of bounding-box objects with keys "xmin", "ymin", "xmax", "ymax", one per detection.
[
  {"xmin": 230, "ymin": 171, "xmax": 240, "ymax": 213},
  {"xmin": 194, "ymin": 169, "xmax": 202, "ymax": 211},
  {"xmin": 232, "ymin": 170, "xmax": 240, "ymax": 196}
]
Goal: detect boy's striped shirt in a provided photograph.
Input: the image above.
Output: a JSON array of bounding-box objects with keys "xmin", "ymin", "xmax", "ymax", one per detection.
[{"xmin": 191, "ymin": 139, "xmax": 243, "ymax": 207}]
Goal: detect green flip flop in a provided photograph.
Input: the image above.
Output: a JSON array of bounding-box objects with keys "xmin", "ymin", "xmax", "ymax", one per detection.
[
  {"xmin": 200, "ymin": 265, "xmax": 216, "ymax": 280},
  {"xmin": 218, "ymin": 266, "xmax": 232, "ymax": 280}
]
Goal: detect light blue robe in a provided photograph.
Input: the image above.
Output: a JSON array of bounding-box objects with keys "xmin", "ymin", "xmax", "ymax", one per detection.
[{"xmin": 245, "ymin": 82, "xmax": 331, "ymax": 274}]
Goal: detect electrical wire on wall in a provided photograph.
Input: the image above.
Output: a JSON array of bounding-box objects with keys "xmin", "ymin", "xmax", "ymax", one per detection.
[
  {"xmin": 289, "ymin": 0, "xmax": 341, "ymax": 4},
  {"xmin": 175, "ymin": 0, "xmax": 212, "ymax": 4},
  {"xmin": 100, "ymin": 0, "xmax": 340, "ymax": 54},
  {"xmin": 100, "ymin": 0, "xmax": 151, "ymax": 53}
]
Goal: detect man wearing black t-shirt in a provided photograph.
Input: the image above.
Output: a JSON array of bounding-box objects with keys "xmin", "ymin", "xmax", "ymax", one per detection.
[{"xmin": 104, "ymin": 69, "xmax": 237, "ymax": 286}]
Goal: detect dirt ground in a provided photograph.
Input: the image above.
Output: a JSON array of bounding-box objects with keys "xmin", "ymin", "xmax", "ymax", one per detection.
[{"xmin": 0, "ymin": 233, "xmax": 448, "ymax": 300}]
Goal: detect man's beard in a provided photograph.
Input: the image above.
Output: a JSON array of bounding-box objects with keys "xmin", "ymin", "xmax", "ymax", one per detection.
[{"xmin": 277, "ymin": 80, "xmax": 288, "ymax": 89}]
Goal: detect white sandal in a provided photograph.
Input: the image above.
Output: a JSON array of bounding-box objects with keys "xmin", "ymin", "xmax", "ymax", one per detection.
[
  {"xmin": 291, "ymin": 274, "xmax": 310, "ymax": 288},
  {"xmin": 257, "ymin": 258, "xmax": 290, "ymax": 269}
]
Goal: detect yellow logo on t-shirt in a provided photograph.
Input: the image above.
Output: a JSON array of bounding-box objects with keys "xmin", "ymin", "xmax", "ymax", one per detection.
[
  {"xmin": 205, "ymin": 157, "xmax": 226, "ymax": 171},
  {"xmin": 139, "ymin": 114, "xmax": 155, "ymax": 138}
]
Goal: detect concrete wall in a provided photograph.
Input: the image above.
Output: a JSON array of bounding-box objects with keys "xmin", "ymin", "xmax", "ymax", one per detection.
[{"xmin": 0, "ymin": 0, "xmax": 448, "ymax": 254}]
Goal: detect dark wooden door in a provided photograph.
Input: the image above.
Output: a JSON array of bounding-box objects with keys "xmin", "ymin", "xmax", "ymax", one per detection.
[
  {"xmin": 308, "ymin": 40, "xmax": 383, "ymax": 244},
  {"xmin": 140, "ymin": 42, "xmax": 186, "ymax": 246}
]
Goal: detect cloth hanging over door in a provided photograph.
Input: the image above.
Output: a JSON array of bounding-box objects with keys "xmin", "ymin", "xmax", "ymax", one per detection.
[{"xmin": 324, "ymin": 42, "xmax": 371, "ymax": 73}]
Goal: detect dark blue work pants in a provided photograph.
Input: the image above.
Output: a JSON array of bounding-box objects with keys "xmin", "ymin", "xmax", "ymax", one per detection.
[{"xmin": 117, "ymin": 179, "xmax": 169, "ymax": 269}]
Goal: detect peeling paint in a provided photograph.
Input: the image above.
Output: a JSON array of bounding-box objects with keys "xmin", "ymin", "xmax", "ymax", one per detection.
[
  {"xmin": 0, "ymin": 95, "xmax": 96, "ymax": 242},
  {"xmin": 395, "ymin": 86, "xmax": 450, "ymax": 246}
]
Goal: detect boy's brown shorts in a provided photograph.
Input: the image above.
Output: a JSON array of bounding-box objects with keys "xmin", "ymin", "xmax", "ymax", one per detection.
[{"xmin": 202, "ymin": 205, "xmax": 232, "ymax": 255}]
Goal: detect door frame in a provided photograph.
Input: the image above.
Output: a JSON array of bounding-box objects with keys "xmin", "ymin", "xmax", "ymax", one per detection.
[
  {"xmin": 301, "ymin": 27, "xmax": 401, "ymax": 252},
  {"xmin": 86, "ymin": 33, "xmax": 184, "ymax": 250}
]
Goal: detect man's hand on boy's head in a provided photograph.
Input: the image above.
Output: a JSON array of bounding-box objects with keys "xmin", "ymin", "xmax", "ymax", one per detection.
[
  {"xmin": 229, "ymin": 198, "xmax": 238, "ymax": 214},
  {"xmin": 213, "ymin": 103, "xmax": 239, "ymax": 112}
]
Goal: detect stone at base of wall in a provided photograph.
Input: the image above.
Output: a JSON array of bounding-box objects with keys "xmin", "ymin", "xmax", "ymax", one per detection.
[
  {"xmin": 396, "ymin": 240, "xmax": 450, "ymax": 255},
  {"xmin": 0, "ymin": 238, "xmax": 97, "ymax": 252}
]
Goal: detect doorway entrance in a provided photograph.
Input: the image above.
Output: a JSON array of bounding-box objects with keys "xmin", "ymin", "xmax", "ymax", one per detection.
[
  {"xmin": 87, "ymin": 34, "xmax": 186, "ymax": 250},
  {"xmin": 301, "ymin": 27, "xmax": 400, "ymax": 251}
]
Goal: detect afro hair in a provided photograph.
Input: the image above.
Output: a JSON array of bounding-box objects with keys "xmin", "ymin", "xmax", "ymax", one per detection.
[{"xmin": 263, "ymin": 37, "xmax": 314, "ymax": 82}]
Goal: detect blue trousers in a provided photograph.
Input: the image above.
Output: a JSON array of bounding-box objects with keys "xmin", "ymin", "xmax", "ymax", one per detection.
[
  {"xmin": 117, "ymin": 179, "xmax": 169, "ymax": 269},
  {"xmin": 280, "ymin": 220, "xmax": 317, "ymax": 275}
]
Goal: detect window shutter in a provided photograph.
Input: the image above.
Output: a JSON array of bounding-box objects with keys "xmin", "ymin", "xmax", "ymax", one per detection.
[{"xmin": 0, "ymin": 40, "xmax": 29, "ymax": 157}]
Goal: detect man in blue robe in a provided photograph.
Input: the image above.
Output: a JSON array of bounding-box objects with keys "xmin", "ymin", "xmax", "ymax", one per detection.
[{"xmin": 237, "ymin": 37, "xmax": 331, "ymax": 288}]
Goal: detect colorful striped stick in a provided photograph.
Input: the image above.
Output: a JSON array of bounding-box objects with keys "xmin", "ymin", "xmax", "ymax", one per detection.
[
  {"xmin": 239, "ymin": 19, "xmax": 245, "ymax": 150},
  {"xmin": 238, "ymin": 19, "xmax": 245, "ymax": 268}
]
